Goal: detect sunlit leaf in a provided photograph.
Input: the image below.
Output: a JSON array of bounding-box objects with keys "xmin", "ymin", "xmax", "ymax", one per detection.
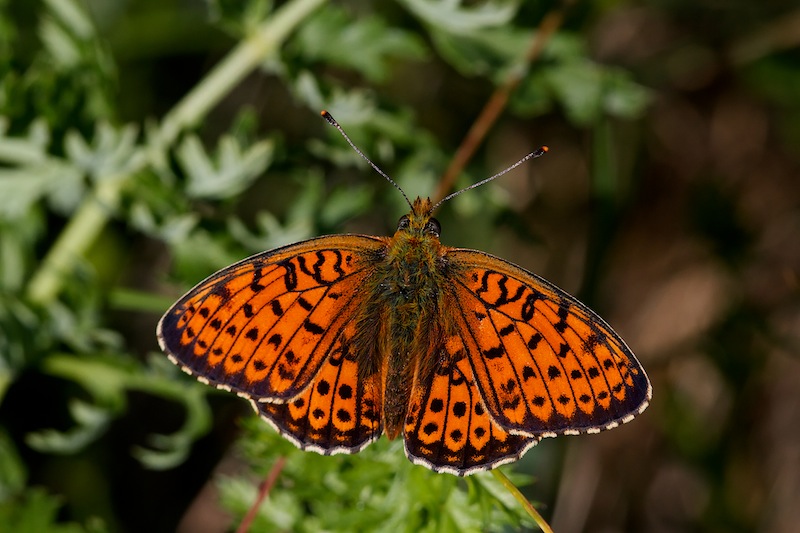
[
  {"xmin": 401, "ymin": 0, "xmax": 518, "ymax": 33},
  {"xmin": 26, "ymin": 400, "xmax": 111, "ymax": 454},
  {"xmin": 178, "ymin": 134, "xmax": 274, "ymax": 199}
]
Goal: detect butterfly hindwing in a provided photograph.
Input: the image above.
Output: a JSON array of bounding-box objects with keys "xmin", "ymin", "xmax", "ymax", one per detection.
[
  {"xmin": 157, "ymin": 235, "xmax": 385, "ymax": 401},
  {"xmin": 404, "ymin": 340, "xmax": 538, "ymax": 475},
  {"xmin": 253, "ymin": 322, "xmax": 384, "ymax": 454},
  {"xmin": 448, "ymin": 249, "xmax": 651, "ymax": 437}
]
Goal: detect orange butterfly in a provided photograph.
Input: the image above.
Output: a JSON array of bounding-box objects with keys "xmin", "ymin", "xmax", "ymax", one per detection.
[{"xmin": 157, "ymin": 111, "xmax": 651, "ymax": 476}]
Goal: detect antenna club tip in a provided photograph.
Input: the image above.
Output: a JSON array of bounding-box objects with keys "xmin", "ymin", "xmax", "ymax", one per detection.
[
  {"xmin": 541, "ymin": 145, "xmax": 549, "ymax": 152},
  {"xmin": 320, "ymin": 110, "xmax": 336, "ymax": 125}
]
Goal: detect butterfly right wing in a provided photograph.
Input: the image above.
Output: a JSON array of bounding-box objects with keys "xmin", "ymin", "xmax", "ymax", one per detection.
[{"xmin": 157, "ymin": 235, "xmax": 387, "ymax": 402}]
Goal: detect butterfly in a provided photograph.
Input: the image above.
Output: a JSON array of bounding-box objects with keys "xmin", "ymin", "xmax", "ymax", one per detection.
[{"xmin": 157, "ymin": 111, "xmax": 651, "ymax": 476}]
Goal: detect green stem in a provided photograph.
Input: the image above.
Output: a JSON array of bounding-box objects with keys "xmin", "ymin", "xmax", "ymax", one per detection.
[
  {"xmin": 491, "ymin": 469, "xmax": 554, "ymax": 533},
  {"xmin": 26, "ymin": 0, "xmax": 326, "ymax": 304},
  {"xmin": 26, "ymin": 177, "xmax": 124, "ymax": 304}
]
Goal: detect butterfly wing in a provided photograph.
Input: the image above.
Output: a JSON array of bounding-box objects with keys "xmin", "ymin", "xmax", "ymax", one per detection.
[
  {"xmin": 404, "ymin": 345, "xmax": 538, "ymax": 475},
  {"xmin": 447, "ymin": 249, "xmax": 651, "ymax": 438},
  {"xmin": 253, "ymin": 321, "xmax": 383, "ymax": 454},
  {"xmin": 157, "ymin": 235, "xmax": 386, "ymax": 404}
]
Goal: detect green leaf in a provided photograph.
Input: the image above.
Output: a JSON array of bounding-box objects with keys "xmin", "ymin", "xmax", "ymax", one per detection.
[
  {"xmin": 227, "ymin": 170, "xmax": 325, "ymax": 251},
  {"xmin": 26, "ymin": 400, "xmax": 112, "ymax": 454},
  {"xmin": 0, "ymin": 164, "xmax": 84, "ymax": 220},
  {"xmin": 400, "ymin": 0, "xmax": 525, "ymax": 78},
  {"xmin": 540, "ymin": 60, "xmax": 652, "ymax": 125},
  {"xmin": 0, "ymin": 118, "xmax": 51, "ymax": 165},
  {"xmin": 39, "ymin": 16, "xmax": 82, "ymax": 69},
  {"xmin": 208, "ymin": 0, "xmax": 275, "ymax": 36},
  {"xmin": 217, "ymin": 416, "xmax": 532, "ymax": 532},
  {"xmin": 0, "ymin": 429, "xmax": 27, "ymax": 500},
  {"xmin": 0, "ymin": 295, "xmax": 42, "ymax": 402},
  {"xmin": 128, "ymin": 202, "xmax": 199, "ymax": 245},
  {"xmin": 0, "ymin": 487, "xmax": 95, "ymax": 532},
  {"xmin": 401, "ymin": 0, "xmax": 518, "ymax": 33},
  {"xmin": 0, "ymin": 119, "xmax": 85, "ymax": 220},
  {"xmin": 177, "ymin": 134, "xmax": 274, "ymax": 199},
  {"xmin": 602, "ymin": 70, "xmax": 653, "ymax": 119},
  {"xmin": 292, "ymin": 6, "xmax": 427, "ymax": 82},
  {"xmin": 131, "ymin": 391, "xmax": 210, "ymax": 470},
  {"xmin": 44, "ymin": 0, "xmax": 95, "ymax": 41},
  {"xmin": 428, "ymin": 26, "xmax": 532, "ymax": 77},
  {"xmin": 545, "ymin": 60, "xmax": 605, "ymax": 125},
  {"xmin": 64, "ymin": 122, "xmax": 140, "ymax": 181},
  {"xmin": 319, "ymin": 183, "xmax": 372, "ymax": 227},
  {"xmin": 171, "ymin": 228, "xmax": 244, "ymax": 283},
  {"xmin": 29, "ymin": 353, "xmax": 214, "ymax": 470}
]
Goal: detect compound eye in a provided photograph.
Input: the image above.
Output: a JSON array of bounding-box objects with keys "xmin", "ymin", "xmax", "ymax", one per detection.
[
  {"xmin": 424, "ymin": 217, "xmax": 441, "ymax": 237},
  {"xmin": 397, "ymin": 215, "xmax": 411, "ymax": 230}
]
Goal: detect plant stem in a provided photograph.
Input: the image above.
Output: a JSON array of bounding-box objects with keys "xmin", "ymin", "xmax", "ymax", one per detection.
[
  {"xmin": 235, "ymin": 457, "xmax": 287, "ymax": 533},
  {"xmin": 26, "ymin": 0, "xmax": 326, "ymax": 305},
  {"xmin": 26, "ymin": 177, "xmax": 124, "ymax": 305},
  {"xmin": 491, "ymin": 469, "xmax": 554, "ymax": 533}
]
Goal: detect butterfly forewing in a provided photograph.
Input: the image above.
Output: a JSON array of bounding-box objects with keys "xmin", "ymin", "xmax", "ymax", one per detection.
[
  {"xmin": 157, "ymin": 235, "xmax": 386, "ymax": 401},
  {"xmin": 448, "ymin": 249, "xmax": 651, "ymax": 437}
]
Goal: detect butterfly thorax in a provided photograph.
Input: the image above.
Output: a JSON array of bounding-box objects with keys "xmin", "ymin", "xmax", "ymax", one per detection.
[{"xmin": 363, "ymin": 197, "xmax": 451, "ymax": 439}]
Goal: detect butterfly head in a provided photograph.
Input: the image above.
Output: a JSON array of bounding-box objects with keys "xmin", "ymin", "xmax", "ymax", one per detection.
[{"xmin": 395, "ymin": 197, "xmax": 441, "ymax": 239}]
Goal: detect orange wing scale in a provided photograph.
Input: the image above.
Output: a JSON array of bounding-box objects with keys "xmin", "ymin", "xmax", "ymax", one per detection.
[{"xmin": 448, "ymin": 249, "xmax": 651, "ymax": 438}]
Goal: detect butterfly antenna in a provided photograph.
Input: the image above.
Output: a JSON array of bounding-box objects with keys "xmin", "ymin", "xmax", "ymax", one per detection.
[
  {"xmin": 431, "ymin": 146, "xmax": 549, "ymax": 212},
  {"xmin": 320, "ymin": 110, "xmax": 413, "ymax": 209}
]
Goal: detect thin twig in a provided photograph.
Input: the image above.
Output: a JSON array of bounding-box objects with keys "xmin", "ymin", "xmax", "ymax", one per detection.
[
  {"xmin": 491, "ymin": 469, "xmax": 554, "ymax": 533},
  {"xmin": 433, "ymin": 9, "xmax": 565, "ymax": 204},
  {"xmin": 235, "ymin": 456, "xmax": 287, "ymax": 533}
]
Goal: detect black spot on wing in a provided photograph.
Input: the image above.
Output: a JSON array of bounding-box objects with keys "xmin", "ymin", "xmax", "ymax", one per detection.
[
  {"xmin": 303, "ymin": 319, "xmax": 324, "ymax": 335},
  {"xmin": 498, "ymin": 324, "xmax": 515, "ymax": 337}
]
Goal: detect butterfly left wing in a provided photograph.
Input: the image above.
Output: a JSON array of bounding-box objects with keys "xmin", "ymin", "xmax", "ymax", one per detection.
[{"xmin": 446, "ymin": 249, "xmax": 651, "ymax": 438}]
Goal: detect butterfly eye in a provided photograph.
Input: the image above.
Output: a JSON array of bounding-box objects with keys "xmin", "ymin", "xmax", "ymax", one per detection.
[
  {"xmin": 397, "ymin": 215, "xmax": 411, "ymax": 230},
  {"xmin": 425, "ymin": 218, "xmax": 441, "ymax": 237}
]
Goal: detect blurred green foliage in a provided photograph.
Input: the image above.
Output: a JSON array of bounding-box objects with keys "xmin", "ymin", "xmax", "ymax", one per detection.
[{"xmin": 2, "ymin": 0, "xmax": 798, "ymax": 531}]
